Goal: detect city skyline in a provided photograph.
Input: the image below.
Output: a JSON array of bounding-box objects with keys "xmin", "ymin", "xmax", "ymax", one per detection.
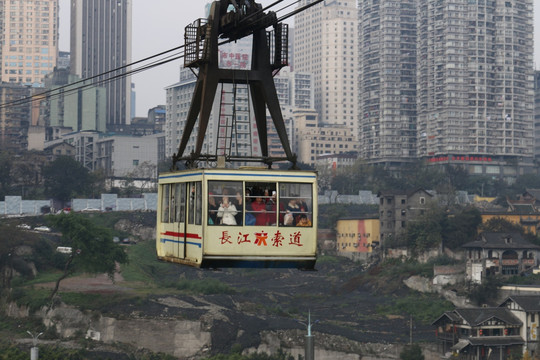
[{"xmin": 58, "ymin": 0, "xmax": 540, "ymax": 118}]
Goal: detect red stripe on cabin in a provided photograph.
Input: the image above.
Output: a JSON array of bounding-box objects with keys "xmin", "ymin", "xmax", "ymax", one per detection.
[{"xmin": 161, "ymin": 231, "xmax": 202, "ymax": 239}]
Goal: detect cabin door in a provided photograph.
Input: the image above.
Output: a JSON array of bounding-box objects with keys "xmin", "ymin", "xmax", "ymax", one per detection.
[
  {"xmin": 171, "ymin": 182, "xmax": 186, "ymax": 259},
  {"xmin": 185, "ymin": 181, "xmax": 203, "ymax": 261}
]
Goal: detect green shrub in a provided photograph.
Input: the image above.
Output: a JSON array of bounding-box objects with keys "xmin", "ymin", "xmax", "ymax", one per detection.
[
  {"xmin": 0, "ymin": 342, "xmax": 26, "ymax": 360},
  {"xmin": 9, "ymin": 287, "xmax": 50, "ymax": 313},
  {"xmin": 60, "ymin": 292, "xmax": 129, "ymax": 311},
  {"xmin": 400, "ymin": 343, "xmax": 424, "ymax": 360},
  {"xmin": 377, "ymin": 293, "xmax": 454, "ymax": 324}
]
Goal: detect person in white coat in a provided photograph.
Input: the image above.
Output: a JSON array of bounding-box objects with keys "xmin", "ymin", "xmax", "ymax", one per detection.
[{"xmin": 217, "ymin": 196, "xmax": 238, "ymax": 225}]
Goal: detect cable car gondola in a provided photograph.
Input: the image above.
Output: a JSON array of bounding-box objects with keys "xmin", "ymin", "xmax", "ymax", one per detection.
[
  {"xmin": 156, "ymin": 168, "xmax": 317, "ymax": 268},
  {"xmin": 156, "ymin": 0, "xmax": 317, "ymax": 269}
]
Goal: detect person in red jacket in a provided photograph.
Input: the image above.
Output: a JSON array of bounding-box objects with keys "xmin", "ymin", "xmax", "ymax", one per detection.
[{"xmin": 250, "ymin": 194, "xmax": 267, "ymax": 225}]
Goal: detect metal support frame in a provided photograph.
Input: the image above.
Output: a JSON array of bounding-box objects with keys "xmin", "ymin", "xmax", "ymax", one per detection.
[{"xmin": 172, "ymin": 0, "xmax": 296, "ymax": 170}]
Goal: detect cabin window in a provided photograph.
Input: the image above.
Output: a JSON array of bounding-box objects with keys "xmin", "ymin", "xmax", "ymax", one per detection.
[
  {"xmin": 245, "ymin": 182, "xmax": 277, "ymax": 226},
  {"xmin": 161, "ymin": 184, "xmax": 170, "ymax": 223},
  {"xmin": 188, "ymin": 182, "xmax": 202, "ymax": 225},
  {"xmin": 279, "ymin": 183, "xmax": 313, "ymax": 227},
  {"xmin": 208, "ymin": 181, "xmax": 243, "ymax": 225},
  {"xmin": 172, "ymin": 183, "xmax": 185, "ymax": 223}
]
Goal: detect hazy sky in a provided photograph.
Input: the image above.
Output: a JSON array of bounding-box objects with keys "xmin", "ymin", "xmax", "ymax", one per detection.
[{"xmin": 59, "ymin": 0, "xmax": 540, "ymax": 118}]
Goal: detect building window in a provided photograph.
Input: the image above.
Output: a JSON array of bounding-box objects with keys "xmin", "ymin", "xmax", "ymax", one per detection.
[
  {"xmin": 420, "ymin": 197, "xmax": 425, "ymax": 204},
  {"xmin": 133, "ymin": 160, "xmax": 139, "ymax": 166}
]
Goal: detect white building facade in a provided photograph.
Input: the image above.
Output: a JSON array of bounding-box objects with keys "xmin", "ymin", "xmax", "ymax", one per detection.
[{"xmin": 294, "ymin": 0, "xmax": 359, "ymax": 139}]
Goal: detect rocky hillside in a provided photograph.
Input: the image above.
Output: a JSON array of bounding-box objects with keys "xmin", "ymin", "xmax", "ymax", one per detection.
[{"xmin": 3, "ymin": 212, "xmax": 449, "ymax": 359}]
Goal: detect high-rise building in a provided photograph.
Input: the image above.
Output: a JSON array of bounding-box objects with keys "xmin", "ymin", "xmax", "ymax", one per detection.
[
  {"xmin": 0, "ymin": 83, "xmax": 31, "ymax": 151},
  {"xmin": 534, "ymin": 71, "xmax": 540, "ymax": 162},
  {"xmin": 148, "ymin": 105, "xmax": 166, "ymax": 133},
  {"xmin": 269, "ymin": 67, "xmax": 314, "ymax": 158},
  {"xmin": 0, "ymin": 0, "xmax": 59, "ymax": 86},
  {"xmin": 70, "ymin": 0, "xmax": 132, "ymax": 131},
  {"xmin": 294, "ymin": 0, "xmax": 359, "ymax": 137},
  {"xmin": 416, "ymin": 0, "xmax": 535, "ymax": 176},
  {"xmin": 358, "ymin": 0, "xmax": 417, "ymax": 165},
  {"xmin": 356, "ymin": 0, "xmax": 535, "ymax": 177}
]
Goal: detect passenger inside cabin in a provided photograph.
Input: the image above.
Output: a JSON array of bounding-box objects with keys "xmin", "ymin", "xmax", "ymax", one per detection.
[
  {"xmin": 234, "ymin": 191, "xmax": 243, "ymax": 225},
  {"xmin": 296, "ymin": 214, "xmax": 312, "ymax": 227},
  {"xmin": 208, "ymin": 192, "xmax": 219, "ymax": 225},
  {"xmin": 284, "ymin": 198, "xmax": 299, "ymax": 225},
  {"xmin": 250, "ymin": 192, "xmax": 267, "ymax": 225},
  {"xmin": 266, "ymin": 190, "xmax": 277, "ymax": 225},
  {"xmin": 217, "ymin": 196, "xmax": 238, "ymax": 225}
]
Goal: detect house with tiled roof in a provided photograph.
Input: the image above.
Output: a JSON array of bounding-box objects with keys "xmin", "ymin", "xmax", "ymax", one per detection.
[
  {"xmin": 521, "ymin": 189, "xmax": 540, "ymax": 207},
  {"xmin": 434, "ymin": 296, "xmax": 540, "ymax": 359},
  {"xmin": 478, "ymin": 189, "xmax": 540, "ymax": 236},
  {"xmin": 433, "ymin": 307, "xmax": 523, "ymax": 360},
  {"xmin": 500, "ymin": 296, "xmax": 540, "ymax": 353},
  {"xmin": 462, "ymin": 232, "xmax": 540, "ymax": 283}
]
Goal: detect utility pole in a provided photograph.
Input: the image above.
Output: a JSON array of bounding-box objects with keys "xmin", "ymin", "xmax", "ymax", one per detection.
[
  {"xmin": 27, "ymin": 331, "xmax": 43, "ymax": 360},
  {"xmin": 410, "ymin": 314, "xmax": 413, "ymax": 344},
  {"xmin": 297, "ymin": 310, "xmax": 319, "ymax": 360}
]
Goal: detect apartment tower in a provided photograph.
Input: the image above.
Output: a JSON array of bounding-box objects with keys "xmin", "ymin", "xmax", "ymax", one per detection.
[
  {"xmin": 294, "ymin": 0, "xmax": 359, "ymax": 138},
  {"xmin": 0, "ymin": 0, "xmax": 58, "ymax": 85},
  {"xmin": 358, "ymin": 0, "xmax": 417, "ymax": 166},
  {"xmin": 534, "ymin": 71, "xmax": 540, "ymax": 162},
  {"xmin": 416, "ymin": 0, "xmax": 535, "ymax": 176},
  {"xmin": 70, "ymin": 0, "xmax": 132, "ymax": 130}
]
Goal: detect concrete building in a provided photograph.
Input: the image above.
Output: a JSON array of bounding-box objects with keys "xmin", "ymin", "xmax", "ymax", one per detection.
[
  {"xmin": 95, "ymin": 134, "xmax": 158, "ymax": 179},
  {"xmin": 336, "ymin": 216, "xmax": 380, "ymax": 261},
  {"xmin": 0, "ymin": 0, "xmax": 58, "ymax": 86},
  {"xmin": 44, "ymin": 130, "xmax": 161, "ymax": 181},
  {"xmin": 293, "ymin": 0, "xmax": 359, "ymax": 138},
  {"xmin": 358, "ymin": 0, "xmax": 417, "ymax": 165},
  {"xmin": 42, "ymin": 68, "xmax": 107, "ymax": 134},
  {"xmin": 534, "ymin": 71, "xmax": 540, "ymax": 163},
  {"xmin": 315, "ymin": 152, "xmax": 358, "ymax": 170},
  {"xmin": 377, "ymin": 188, "xmax": 433, "ymax": 249},
  {"xmin": 269, "ymin": 67, "xmax": 314, "ymax": 159},
  {"xmin": 165, "ymin": 69, "xmax": 197, "ymax": 159},
  {"xmin": 416, "ymin": 0, "xmax": 535, "ymax": 177},
  {"xmin": 70, "ymin": 0, "xmax": 132, "ymax": 130},
  {"xmin": 148, "ymin": 105, "xmax": 166, "ymax": 133},
  {"xmin": 294, "ymin": 109, "xmax": 357, "ymax": 166},
  {"xmin": 0, "ymin": 83, "xmax": 31, "ymax": 151}
]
